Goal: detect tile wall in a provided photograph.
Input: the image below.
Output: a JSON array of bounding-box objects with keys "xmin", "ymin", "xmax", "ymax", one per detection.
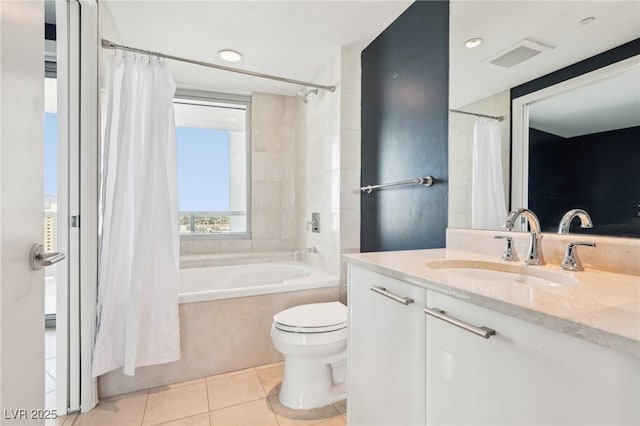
[{"xmin": 296, "ymin": 48, "xmax": 361, "ymax": 303}]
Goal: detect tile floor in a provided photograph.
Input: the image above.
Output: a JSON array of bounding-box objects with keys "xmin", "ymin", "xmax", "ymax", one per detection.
[{"xmin": 57, "ymin": 362, "xmax": 346, "ymax": 426}]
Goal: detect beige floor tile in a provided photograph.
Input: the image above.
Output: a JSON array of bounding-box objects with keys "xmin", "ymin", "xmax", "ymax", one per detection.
[
  {"xmin": 142, "ymin": 382, "xmax": 209, "ymax": 425},
  {"xmin": 341, "ymin": 414, "xmax": 347, "ymax": 423},
  {"xmin": 74, "ymin": 391, "xmax": 148, "ymax": 426},
  {"xmin": 149, "ymin": 378, "xmax": 206, "ymax": 394},
  {"xmin": 267, "ymin": 395, "xmax": 340, "ymax": 426},
  {"xmin": 333, "ymin": 399, "xmax": 346, "ymax": 415},
  {"xmin": 316, "ymin": 416, "xmax": 346, "ymax": 426},
  {"xmin": 255, "ymin": 361, "xmax": 284, "ymax": 371},
  {"xmin": 256, "ymin": 364, "xmax": 283, "ymax": 397},
  {"xmin": 209, "ymin": 399, "xmax": 278, "ymax": 426},
  {"xmin": 205, "ymin": 367, "xmax": 255, "ymax": 381},
  {"xmin": 45, "ymin": 412, "xmax": 77, "ymax": 426},
  {"xmin": 207, "ymin": 370, "xmax": 266, "ymax": 410},
  {"xmin": 63, "ymin": 413, "xmax": 79, "ymax": 426},
  {"xmin": 157, "ymin": 412, "xmax": 211, "ymax": 426}
]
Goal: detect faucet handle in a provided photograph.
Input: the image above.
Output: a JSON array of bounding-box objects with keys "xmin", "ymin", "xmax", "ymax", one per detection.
[
  {"xmin": 494, "ymin": 235, "xmax": 518, "ymax": 261},
  {"xmin": 561, "ymin": 241, "xmax": 596, "ymax": 271}
]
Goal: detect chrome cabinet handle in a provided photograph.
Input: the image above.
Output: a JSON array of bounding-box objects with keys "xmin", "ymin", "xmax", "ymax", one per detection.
[
  {"xmin": 30, "ymin": 243, "xmax": 66, "ymax": 270},
  {"xmin": 370, "ymin": 286, "xmax": 414, "ymax": 305},
  {"xmin": 424, "ymin": 307, "xmax": 496, "ymax": 339}
]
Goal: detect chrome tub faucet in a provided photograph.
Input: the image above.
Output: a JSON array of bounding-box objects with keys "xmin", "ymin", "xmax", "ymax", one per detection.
[
  {"xmin": 294, "ymin": 246, "xmax": 317, "ymax": 261},
  {"xmin": 504, "ymin": 208, "xmax": 545, "ymax": 265},
  {"xmin": 558, "ymin": 209, "xmax": 593, "ymax": 234}
]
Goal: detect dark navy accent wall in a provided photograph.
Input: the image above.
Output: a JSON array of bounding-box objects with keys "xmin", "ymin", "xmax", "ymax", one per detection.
[
  {"xmin": 360, "ymin": 1, "xmax": 449, "ymax": 252},
  {"xmin": 529, "ymin": 127, "xmax": 640, "ymax": 237}
]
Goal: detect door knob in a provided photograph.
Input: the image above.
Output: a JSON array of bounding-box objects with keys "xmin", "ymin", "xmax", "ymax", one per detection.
[{"xmin": 29, "ymin": 243, "xmax": 66, "ymax": 270}]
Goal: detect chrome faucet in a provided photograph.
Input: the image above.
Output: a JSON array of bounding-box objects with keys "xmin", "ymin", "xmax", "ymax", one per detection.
[
  {"xmin": 561, "ymin": 241, "xmax": 596, "ymax": 271},
  {"xmin": 294, "ymin": 246, "xmax": 317, "ymax": 261},
  {"xmin": 494, "ymin": 235, "xmax": 518, "ymax": 261},
  {"xmin": 504, "ymin": 208, "xmax": 544, "ymax": 265},
  {"xmin": 558, "ymin": 209, "xmax": 593, "ymax": 234}
]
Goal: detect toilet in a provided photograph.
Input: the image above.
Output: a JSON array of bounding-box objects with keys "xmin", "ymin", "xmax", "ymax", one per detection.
[{"xmin": 270, "ymin": 301, "xmax": 347, "ymax": 409}]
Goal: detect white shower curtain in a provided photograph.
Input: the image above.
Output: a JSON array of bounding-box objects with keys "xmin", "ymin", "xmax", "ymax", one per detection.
[
  {"xmin": 93, "ymin": 54, "xmax": 180, "ymax": 377},
  {"xmin": 472, "ymin": 118, "xmax": 507, "ymax": 230}
]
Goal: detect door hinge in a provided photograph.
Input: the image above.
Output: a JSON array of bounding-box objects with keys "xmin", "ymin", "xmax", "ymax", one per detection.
[{"xmin": 71, "ymin": 215, "xmax": 80, "ymax": 228}]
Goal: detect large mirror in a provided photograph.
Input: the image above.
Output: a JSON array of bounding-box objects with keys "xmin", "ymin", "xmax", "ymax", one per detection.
[
  {"xmin": 448, "ymin": 0, "xmax": 640, "ymax": 237},
  {"xmin": 512, "ymin": 58, "xmax": 640, "ymax": 237}
]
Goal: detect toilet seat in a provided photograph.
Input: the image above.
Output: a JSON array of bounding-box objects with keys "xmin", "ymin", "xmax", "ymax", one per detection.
[{"xmin": 274, "ymin": 302, "xmax": 347, "ymax": 333}]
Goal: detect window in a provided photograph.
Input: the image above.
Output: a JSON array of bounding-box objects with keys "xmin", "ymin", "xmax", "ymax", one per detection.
[{"xmin": 174, "ymin": 91, "xmax": 250, "ymax": 238}]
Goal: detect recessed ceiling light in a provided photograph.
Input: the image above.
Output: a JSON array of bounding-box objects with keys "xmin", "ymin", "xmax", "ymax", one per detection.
[
  {"xmin": 579, "ymin": 17, "xmax": 596, "ymax": 26},
  {"xmin": 465, "ymin": 38, "xmax": 483, "ymax": 48},
  {"xmin": 218, "ymin": 49, "xmax": 243, "ymax": 62}
]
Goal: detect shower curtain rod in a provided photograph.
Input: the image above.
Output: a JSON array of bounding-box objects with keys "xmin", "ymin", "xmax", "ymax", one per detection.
[
  {"xmin": 101, "ymin": 39, "xmax": 336, "ymax": 93},
  {"xmin": 449, "ymin": 109, "xmax": 503, "ymax": 121}
]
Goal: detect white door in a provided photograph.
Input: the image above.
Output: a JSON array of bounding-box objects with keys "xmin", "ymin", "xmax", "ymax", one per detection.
[{"xmin": 0, "ymin": 0, "xmax": 48, "ymax": 424}]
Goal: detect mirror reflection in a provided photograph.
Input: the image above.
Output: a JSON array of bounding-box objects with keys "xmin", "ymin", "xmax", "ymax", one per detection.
[
  {"xmin": 520, "ymin": 62, "xmax": 640, "ymax": 237},
  {"xmin": 448, "ymin": 0, "xmax": 640, "ymax": 237}
]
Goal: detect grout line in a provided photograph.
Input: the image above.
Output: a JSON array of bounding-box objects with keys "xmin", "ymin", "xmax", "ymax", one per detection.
[
  {"xmin": 139, "ymin": 391, "xmax": 151, "ymax": 426},
  {"xmin": 209, "ymin": 395, "xmax": 266, "ymax": 414},
  {"xmin": 255, "ymin": 367, "xmax": 269, "ymax": 396},
  {"xmin": 265, "ymin": 396, "xmax": 282, "ymax": 426},
  {"xmin": 205, "ymin": 373, "xmax": 211, "ymax": 413},
  {"xmin": 149, "ymin": 410, "xmax": 210, "ymax": 426},
  {"xmin": 204, "ymin": 367, "xmax": 257, "ymax": 383}
]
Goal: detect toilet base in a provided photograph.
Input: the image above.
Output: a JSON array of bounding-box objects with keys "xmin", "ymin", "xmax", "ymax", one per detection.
[{"xmin": 278, "ymin": 355, "xmax": 347, "ymax": 410}]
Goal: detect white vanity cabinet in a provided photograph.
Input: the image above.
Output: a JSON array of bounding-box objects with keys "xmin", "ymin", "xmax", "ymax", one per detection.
[
  {"xmin": 425, "ymin": 290, "xmax": 640, "ymax": 426},
  {"xmin": 347, "ymin": 265, "xmax": 426, "ymax": 426},
  {"xmin": 348, "ymin": 263, "xmax": 640, "ymax": 426}
]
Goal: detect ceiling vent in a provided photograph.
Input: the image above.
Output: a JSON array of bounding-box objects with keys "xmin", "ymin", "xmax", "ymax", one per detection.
[{"xmin": 483, "ymin": 39, "xmax": 553, "ymax": 69}]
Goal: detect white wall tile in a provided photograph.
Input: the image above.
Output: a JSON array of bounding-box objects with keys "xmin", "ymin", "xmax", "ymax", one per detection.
[
  {"xmin": 340, "ymin": 168, "xmax": 361, "ymax": 196},
  {"xmin": 340, "ymin": 129, "xmax": 361, "ymax": 171},
  {"xmin": 340, "ymin": 48, "xmax": 361, "ymax": 91},
  {"xmin": 340, "ymin": 209, "xmax": 360, "ymax": 250},
  {"xmin": 252, "ymin": 210, "xmax": 282, "ymax": 240},
  {"xmin": 280, "ymin": 210, "xmax": 297, "ymax": 240},
  {"xmin": 252, "ymin": 151, "xmax": 282, "ymax": 182},
  {"xmin": 251, "ymin": 239, "xmax": 283, "ymax": 252},
  {"xmin": 340, "ymin": 88, "xmax": 361, "ymax": 131},
  {"xmin": 251, "ymin": 93, "xmax": 284, "ymax": 124},
  {"xmin": 252, "ymin": 181, "xmax": 282, "ymax": 211},
  {"xmin": 280, "ymin": 181, "xmax": 296, "ymax": 209}
]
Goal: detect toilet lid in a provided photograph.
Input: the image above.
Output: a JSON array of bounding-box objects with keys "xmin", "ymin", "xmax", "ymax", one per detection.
[{"xmin": 274, "ymin": 302, "xmax": 347, "ymax": 333}]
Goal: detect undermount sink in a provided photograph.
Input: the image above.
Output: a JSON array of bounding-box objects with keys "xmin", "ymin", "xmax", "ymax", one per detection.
[{"xmin": 426, "ymin": 259, "xmax": 577, "ymax": 286}]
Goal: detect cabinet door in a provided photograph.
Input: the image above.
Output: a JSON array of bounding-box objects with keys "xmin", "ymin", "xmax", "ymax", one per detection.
[
  {"xmin": 348, "ymin": 265, "xmax": 426, "ymax": 426},
  {"xmin": 425, "ymin": 290, "xmax": 640, "ymax": 426}
]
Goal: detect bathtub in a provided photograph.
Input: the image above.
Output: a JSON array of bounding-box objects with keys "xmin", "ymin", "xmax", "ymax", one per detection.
[
  {"xmin": 178, "ymin": 261, "xmax": 339, "ymax": 303},
  {"xmin": 99, "ymin": 260, "xmax": 340, "ymax": 398}
]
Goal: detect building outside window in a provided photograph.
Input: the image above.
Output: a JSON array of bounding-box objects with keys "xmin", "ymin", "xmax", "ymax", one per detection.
[{"xmin": 174, "ymin": 92, "xmax": 250, "ymax": 238}]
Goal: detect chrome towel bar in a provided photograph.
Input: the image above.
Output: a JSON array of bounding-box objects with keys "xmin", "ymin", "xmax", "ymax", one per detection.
[{"xmin": 361, "ymin": 176, "xmax": 434, "ymax": 194}]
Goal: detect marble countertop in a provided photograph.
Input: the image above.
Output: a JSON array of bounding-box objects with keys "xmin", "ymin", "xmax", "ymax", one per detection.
[{"xmin": 344, "ymin": 249, "xmax": 640, "ymax": 358}]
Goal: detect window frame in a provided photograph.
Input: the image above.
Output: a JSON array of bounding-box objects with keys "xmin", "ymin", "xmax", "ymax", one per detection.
[{"xmin": 174, "ymin": 89, "xmax": 252, "ymax": 240}]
